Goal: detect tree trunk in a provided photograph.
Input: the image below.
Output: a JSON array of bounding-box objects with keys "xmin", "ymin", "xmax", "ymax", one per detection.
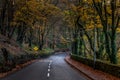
[
  {"xmin": 39, "ymin": 33, "xmax": 44, "ymax": 50},
  {"xmin": 16, "ymin": 23, "xmax": 27, "ymax": 46},
  {"xmin": 110, "ymin": 32, "xmax": 117, "ymax": 64},
  {"xmin": 72, "ymin": 33, "xmax": 78, "ymax": 54}
]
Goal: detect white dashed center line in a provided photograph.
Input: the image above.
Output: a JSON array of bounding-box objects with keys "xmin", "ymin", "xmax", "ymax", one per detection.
[
  {"xmin": 47, "ymin": 60, "xmax": 52, "ymax": 78},
  {"xmin": 47, "ymin": 73, "xmax": 50, "ymax": 77},
  {"xmin": 49, "ymin": 63, "xmax": 51, "ymax": 66},
  {"xmin": 48, "ymin": 65, "xmax": 51, "ymax": 68},
  {"xmin": 48, "ymin": 69, "xmax": 50, "ymax": 72}
]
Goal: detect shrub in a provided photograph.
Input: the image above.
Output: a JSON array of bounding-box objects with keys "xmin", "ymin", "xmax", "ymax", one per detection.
[
  {"xmin": 38, "ymin": 48, "xmax": 54, "ymax": 57},
  {"xmin": 71, "ymin": 54, "xmax": 120, "ymax": 78},
  {"xmin": 0, "ymin": 48, "xmax": 16, "ymax": 72},
  {"xmin": 0, "ymin": 47, "xmax": 54, "ymax": 73},
  {"xmin": 0, "ymin": 54, "xmax": 4, "ymax": 72}
]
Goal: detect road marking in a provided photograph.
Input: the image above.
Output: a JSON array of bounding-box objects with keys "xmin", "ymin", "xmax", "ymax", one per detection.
[
  {"xmin": 48, "ymin": 65, "xmax": 51, "ymax": 68},
  {"xmin": 49, "ymin": 60, "xmax": 52, "ymax": 66},
  {"xmin": 48, "ymin": 69, "xmax": 50, "ymax": 72},
  {"xmin": 47, "ymin": 61, "xmax": 52, "ymax": 78},
  {"xmin": 47, "ymin": 73, "xmax": 50, "ymax": 77},
  {"xmin": 49, "ymin": 63, "xmax": 51, "ymax": 66}
]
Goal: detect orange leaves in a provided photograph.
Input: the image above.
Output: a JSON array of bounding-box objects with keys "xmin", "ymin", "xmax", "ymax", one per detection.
[
  {"xmin": 95, "ymin": 0, "xmax": 102, "ymax": 3},
  {"xmin": 70, "ymin": 4, "xmax": 77, "ymax": 12},
  {"xmin": 14, "ymin": 0, "xmax": 39, "ymax": 26},
  {"xmin": 14, "ymin": 0, "xmax": 61, "ymax": 27}
]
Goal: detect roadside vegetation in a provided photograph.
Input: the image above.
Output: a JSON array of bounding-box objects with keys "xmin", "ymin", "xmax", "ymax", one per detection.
[
  {"xmin": 64, "ymin": 0, "xmax": 120, "ymax": 64},
  {"xmin": 64, "ymin": 0, "xmax": 120, "ymax": 77}
]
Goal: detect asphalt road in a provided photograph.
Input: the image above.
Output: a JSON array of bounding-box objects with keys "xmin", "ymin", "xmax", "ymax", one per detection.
[{"xmin": 1, "ymin": 52, "xmax": 90, "ymax": 80}]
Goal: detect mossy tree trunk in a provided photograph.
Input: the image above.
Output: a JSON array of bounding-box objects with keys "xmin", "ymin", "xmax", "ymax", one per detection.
[
  {"xmin": 92, "ymin": 0, "xmax": 119, "ymax": 64},
  {"xmin": 16, "ymin": 22, "xmax": 27, "ymax": 46}
]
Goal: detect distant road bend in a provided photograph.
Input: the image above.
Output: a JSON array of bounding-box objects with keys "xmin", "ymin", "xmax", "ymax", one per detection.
[{"xmin": 1, "ymin": 52, "xmax": 91, "ymax": 80}]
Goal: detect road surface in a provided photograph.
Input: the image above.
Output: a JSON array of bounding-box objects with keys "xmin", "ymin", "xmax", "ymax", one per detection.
[{"xmin": 1, "ymin": 52, "xmax": 90, "ymax": 80}]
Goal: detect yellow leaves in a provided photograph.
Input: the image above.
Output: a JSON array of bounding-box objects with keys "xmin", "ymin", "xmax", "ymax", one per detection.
[
  {"xmin": 86, "ymin": 25, "xmax": 94, "ymax": 30},
  {"xmin": 108, "ymin": 18, "xmax": 112, "ymax": 25},
  {"xmin": 60, "ymin": 36, "xmax": 68, "ymax": 44},
  {"xmin": 83, "ymin": 35, "xmax": 88, "ymax": 40},
  {"xmin": 86, "ymin": 18, "xmax": 103, "ymax": 30},
  {"xmin": 96, "ymin": 15, "xmax": 101, "ymax": 24},
  {"xmin": 81, "ymin": 12, "xmax": 88, "ymax": 21},
  {"xmin": 27, "ymin": 0, "xmax": 39, "ymax": 13},
  {"xmin": 95, "ymin": 0, "xmax": 102, "ymax": 3},
  {"xmin": 107, "ymin": 8, "xmax": 111, "ymax": 13},
  {"xmin": 14, "ymin": 0, "xmax": 61, "ymax": 27},
  {"xmin": 70, "ymin": 4, "xmax": 77, "ymax": 12},
  {"xmin": 86, "ymin": 21, "xmax": 94, "ymax": 30},
  {"xmin": 10, "ymin": 21, "xmax": 17, "ymax": 26},
  {"xmin": 64, "ymin": 10, "xmax": 70, "ymax": 15},
  {"xmin": 40, "ymin": 25, "xmax": 45, "ymax": 31},
  {"xmin": 96, "ymin": 15, "xmax": 100, "ymax": 20},
  {"xmin": 116, "ymin": 28, "xmax": 120, "ymax": 33},
  {"xmin": 97, "ymin": 24, "xmax": 103, "ymax": 28},
  {"xmin": 14, "ymin": 0, "xmax": 36, "ymax": 24},
  {"xmin": 37, "ymin": 1, "xmax": 61, "ymax": 19},
  {"xmin": 15, "ymin": 11, "xmax": 21, "ymax": 17},
  {"xmin": 21, "ymin": 6, "xmax": 27, "ymax": 11}
]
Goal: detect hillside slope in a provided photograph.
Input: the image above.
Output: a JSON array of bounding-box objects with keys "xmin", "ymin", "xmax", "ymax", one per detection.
[{"xmin": 0, "ymin": 34, "xmax": 25, "ymax": 55}]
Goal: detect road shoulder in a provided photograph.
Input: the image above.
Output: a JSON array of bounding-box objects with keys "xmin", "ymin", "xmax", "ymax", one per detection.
[
  {"xmin": 0, "ymin": 60, "xmax": 37, "ymax": 79},
  {"xmin": 65, "ymin": 56, "xmax": 119, "ymax": 80}
]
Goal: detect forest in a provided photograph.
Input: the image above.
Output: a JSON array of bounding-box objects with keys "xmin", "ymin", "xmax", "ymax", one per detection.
[{"xmin": 0, "ymin": 0, "xmax": 120, "ymax": 73}]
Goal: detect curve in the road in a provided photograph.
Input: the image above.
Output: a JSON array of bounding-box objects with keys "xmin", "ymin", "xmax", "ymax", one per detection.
[{"xmin": 1, "ymin": 52, "xmax": 91, "ymax": 80}]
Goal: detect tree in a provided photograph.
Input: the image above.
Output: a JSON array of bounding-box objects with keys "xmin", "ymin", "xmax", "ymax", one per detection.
[
  {"xmin": 0, "ymin": 0, "xmax": 16, "ymax": 38},
  {"xmin": 92, "ymin": 0, "xmax": 120, "ymax": 64}
]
